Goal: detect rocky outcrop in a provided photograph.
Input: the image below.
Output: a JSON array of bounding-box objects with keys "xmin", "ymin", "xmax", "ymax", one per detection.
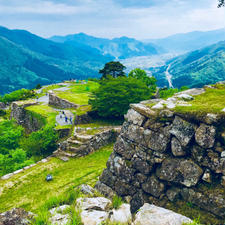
[
  {"xmin": 49, "ymin": 93, "xmax": 79, "ymax": 109},
  {"xmin": 10, "ymin": 101, "xmax": 43, "ymax": 132},
  {"xmin": 133, "ymin": 203, "xmax": 192, "ymax": 225},
  {"xmin": 99, "ymin": 99, "xmax": 225, "ymax": 223},
  {"xmin": 76, "ymin": 196, "xmax": 189, "ymax": 225},
  {"xmin": 0, "ymin": 208, "xmax": 34, "ymax": 225}
]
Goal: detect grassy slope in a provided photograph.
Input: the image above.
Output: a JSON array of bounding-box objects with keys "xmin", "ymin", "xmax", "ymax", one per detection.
[
  {"xmin": 25, "ymin": 104, "xmax": 58, "ymax": 127},
  {"xmin": 153, "ymin": 41, "xmax": 225, "ymax": 88},
  {"xmin": 175, "ymin": 84, "xmax": 225, "ymax": 115},
  {"xmin": 0, "ymin": 144, "xmax": 113, "ymax": 213},
  {"xmin": 55, "ymin": 81, "xmax": 99, "ymax": 105}
]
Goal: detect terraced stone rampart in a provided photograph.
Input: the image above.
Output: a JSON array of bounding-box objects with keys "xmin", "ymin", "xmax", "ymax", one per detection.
[{"xmin": 98, "ymin": 88, "xmax": 225, "ymax": 224}]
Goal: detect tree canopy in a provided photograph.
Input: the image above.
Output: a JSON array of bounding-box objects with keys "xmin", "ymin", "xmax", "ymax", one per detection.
[
  {"xmin": 218, "ymin": 0, "xmax": 224, "ymax": 7},
  {"xmin": 128, "ymin": 68, "xmax": 157, "ymax": 91},
  {"xmin": 89, "ymin": 76, "xmax": 154, "ymax": 118},
  {"xmin": 99, "ymin": 61, "xmax": 126, "ymax": 79}
]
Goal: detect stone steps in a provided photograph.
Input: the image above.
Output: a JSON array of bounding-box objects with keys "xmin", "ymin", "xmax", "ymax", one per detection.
[
  {"xmin": 74, "ymin": 134, "xmax": 94, "ymax": 142},
  {"xmin": 69, "ymin": 146, "xmax": 82, "ymax": 153},
  {"xmin": 67, "ymin": 139, "xmax": 83, "ymax": 145}
]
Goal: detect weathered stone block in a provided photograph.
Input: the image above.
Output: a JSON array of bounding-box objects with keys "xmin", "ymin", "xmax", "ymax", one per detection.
[
  {"xmin": 170, "ymin": 116, "xmax": 195, "ymax": 147},
  {"xmin": 125, "ymin": 108, "xmax": 145, "ymax": 126},
  {"xmin": 142, "ymin": 175, "xmax": 165, "ymax": 198},
  {"xmin": 195, "ymin": 124, "xmax": 216, "ymax": 148},
  {"xmin": 171, "ymin": 137, "xmax": 186, "ymax": 156},
  {"xmin": 143, "ymin": 126, "xmax": 171, "ymax": 152},
  {"xmin": 156, "ymin": 158, "xmax": 203, "ymax": 187}
]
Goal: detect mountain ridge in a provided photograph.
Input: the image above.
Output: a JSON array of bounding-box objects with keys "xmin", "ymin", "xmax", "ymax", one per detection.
[
  {"xmin": 0, "ymin": 26, "xmax": 113, "ymax": 94},
  {"xmin": 151, "ymin": 40, "xmax": 225, "ymax": 88},
  {"xmin": 49, "ymin": 33, "xmax": 160, "ymax": 59},
  {"xmin": 145, "ymin": 28, "xmax": 225, "ymax": 53}
]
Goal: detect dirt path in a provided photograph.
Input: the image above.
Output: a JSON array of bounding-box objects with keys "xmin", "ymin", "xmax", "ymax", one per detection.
[{"xmin": 55, "ymin": 110, "xmax": 74, "ymax": 126}]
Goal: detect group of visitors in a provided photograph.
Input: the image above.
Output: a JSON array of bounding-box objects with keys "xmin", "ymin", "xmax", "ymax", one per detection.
[{"xmin": 59, "ymin": 111, "xmax": 73, "ymax": 124}]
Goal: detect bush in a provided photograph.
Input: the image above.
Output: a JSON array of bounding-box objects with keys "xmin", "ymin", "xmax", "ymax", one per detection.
[
  {"xmin": 128, "ymin": 68, "xmax": 157, "ymax": 92},
  {"xmin": 159, "ymin": 86, "xmax": 189, "ymax": 99},
  {"xmin": 35, "ymin": 84, "xmax": 42, "ymax": 89},
  {"xmin": 0, "ymin": 109, "xmax": 6, "ymax": 116},
  {"xmin": 0, "ymin": 120, "xmax": 24, "ymax": 154},
  {"xmin": 20, "ymin": 126, "xmax": 58, "ymax": 157},
  {"xmin": 0, "ymin": 149, "xmax": 34, "ymax": 176},
  {"xmin": 89, "ymin": 76, "xmax": 154, "ymax": 118},
  {"xmin": 0, "ymin": 88, "xmax": 36, "ymax": 104}
]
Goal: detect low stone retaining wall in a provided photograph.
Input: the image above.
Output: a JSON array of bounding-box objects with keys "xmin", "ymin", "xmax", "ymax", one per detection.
[
  {"xmin": 74, "ymin": 112, "xmax": 93, "ymax": 125},
  {"xmin": 49, "ymin": 93, "xmax": 79, "ymax": 109},
  {"xmin": 73, "ymin": 128, "xmax": 121, "ymax": 157},
  {"xmin": 1, "ymin": 157, "xmax": 51, "ymax": 180},
  {"xmin": 55, "ymin": 127, "xmax": 71, "ymax": 138},
  {"xmin": 98, "ymin": 103, "xmax": 225, "ymax": 223}
]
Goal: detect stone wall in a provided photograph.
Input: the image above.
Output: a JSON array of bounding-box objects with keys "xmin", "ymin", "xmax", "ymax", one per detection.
[
  {"xmin": 74, "ymin": 128, "xmax": 121, "ymax": 157},
  {"xmin": 74, "ymin": 112, "xmax": 93, "ymax": 125},
  {"xmin": 98, "ymin": 103, "xmax": 225, "ymax": 223},
  {"xmin": 49, "ymin": 93, "xmax": 79, "ymax": 109},
  {"xmin": 10, "ymin": 101, "xmax": 43, "ymax": 132},
  {"xmin": 0, "ymin": 102, "xmax": 6, "ymax": 109}
]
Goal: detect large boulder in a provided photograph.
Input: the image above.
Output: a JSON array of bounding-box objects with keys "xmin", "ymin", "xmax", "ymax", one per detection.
[
  {"xmin": 49, "ymin": 205, "xmax": 70, "ymax": 225},
  {"xmin": 110, "ymin": 204, "xmax": 132, "ymax": 224},
  {"xmin": 133, "ymin": 203, "xmax": 192, "ymax": 225},
  {"xmin": 76, "ymin": 197, "xmax": 111, "ymax": 211},
  {"xmin": 79, "ymin": 184, "xmax": 94, "ymax": 196},
  {"xmin": 0, "ymin": 208, "xmax": 34, "ymax": 225},
  {"xmin": 80, "ymin": 210, "xmax": 109, "ymax": 225},
  {"xmin": 170, "ymin": 116, "xmax": 195, "ymax": 147},
  {"xmin": 195, "ymin": 124, "xmax": 216, "ymax": 148},
  {"xmin": 156, "ymin": 158, "xmax": 203, "ymax": 187}
]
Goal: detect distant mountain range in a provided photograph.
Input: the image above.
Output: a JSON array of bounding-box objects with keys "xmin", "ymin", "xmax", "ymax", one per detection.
[
  {"xmin": 151, "ymin": 41, "xmax": 225, "ymax": 88},
  {"xmin": 145, "ymin": 28, "xmax": 225, "ymax": 53},
  {"xmin": 49, "ymin": 33, "xmax": 160, "ymax": 59},
  {"xmin": 0, "ymin": 25, "xmax": 225, "ymax": 94},
  {"xmin": 0, "ymin": 26, "xmax": 113, "ymax": 94}
]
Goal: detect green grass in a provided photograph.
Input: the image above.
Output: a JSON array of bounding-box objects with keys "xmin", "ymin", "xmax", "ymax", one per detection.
[
  {"xmin": 77, "ymin": 118, "xmax": 123, "ymax": 129},
  {"xmin": 0, "ymin": 144, "xmax": 113, "ymax": 213},
  {"xmin": 26, "ymin": 104, "xmax": 58, "ymax": 127},
  {"xmin": 112, "ymin": 195, "xmax": 123, "ymax": 210},
  {"xmin": 54, "ymin": 81, "xmax": 99, "ymax": 105},
  {"xmin": 182, "ymin": 218, "xmax": 202, "ymax": 225},
  {"xmin": 75, "ymin": 105, "xmax": 92, "ymax": 116},
  {"xmin": 174, "ymin": 84, "xmax": 225, "ymax": 115}
]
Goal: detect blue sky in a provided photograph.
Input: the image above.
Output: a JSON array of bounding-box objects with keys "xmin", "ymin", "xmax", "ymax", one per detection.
[{"xmin": 0, "ymin": 0, "xmax": 224, "ymax": 39}]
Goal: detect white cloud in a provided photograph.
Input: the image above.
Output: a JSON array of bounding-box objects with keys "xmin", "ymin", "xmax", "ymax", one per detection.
[{"xmin": 0, "ymin": 0, "xmax": 224, "ymax": 39}]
